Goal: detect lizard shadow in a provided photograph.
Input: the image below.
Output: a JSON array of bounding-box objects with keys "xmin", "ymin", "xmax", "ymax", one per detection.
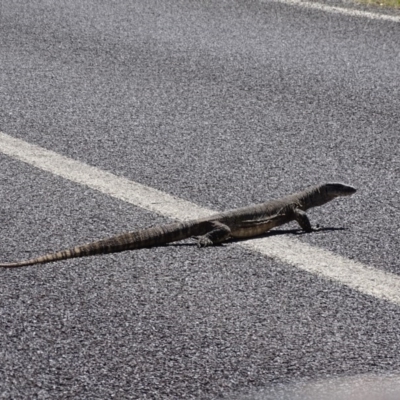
[
  {"xmin": 227, "ymin": 226, "xmax": 347, "ymax": 243},
  {"xmin": 167, "ymin": 227, "xmax": 347, "ymax": 247},
  {"xmin": 260, "ymin": 226, "xmax": 346, "ymax": 236}
]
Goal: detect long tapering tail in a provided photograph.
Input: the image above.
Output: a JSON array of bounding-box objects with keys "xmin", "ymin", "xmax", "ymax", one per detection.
[{"xmin": 0, "ymin": 220, "xmax": 209, "ymax": 268}]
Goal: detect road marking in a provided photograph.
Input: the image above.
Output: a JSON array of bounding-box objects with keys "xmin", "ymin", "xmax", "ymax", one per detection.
[
  {"xmin": 234, "ymin": 372, "xmax": 400, "ymax": 400},
  {"xmin": 1, "ymin": 131, "xmax": 400, "ymax": 305},
  {"xmin": 267, "ymin": 0, "xmax": 400, "ymax": 22},
  {"xmin": 242, "ymin": 238, "xmax": 400, "ymax": 304},
  {"xmin": 0, "ymin": 132, "xmax": 212, "ymax": 221}
]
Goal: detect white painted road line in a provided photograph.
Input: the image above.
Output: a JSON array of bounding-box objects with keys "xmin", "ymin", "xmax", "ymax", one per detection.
[
  {"xmin": 1, "ymin": 131, "xmax": 400, "ymax": 305},
  {"xmin": 0, "ymin": 132, "xmax": 212, "ymax": 221},
  {"xmin": 267, "ymin": 0, "xmax": 400, "ymax": 22},
  {"xmin": 242, "ymin": 238, "xmax": 400, "ymax": 304}
]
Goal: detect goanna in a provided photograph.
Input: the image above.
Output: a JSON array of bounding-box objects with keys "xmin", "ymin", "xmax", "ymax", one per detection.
[{"xmin": 0, "ymin": 183, "xmax": 356, "ymax": 268}]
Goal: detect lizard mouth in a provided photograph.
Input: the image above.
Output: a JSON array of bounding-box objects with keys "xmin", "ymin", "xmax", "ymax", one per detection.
[
  {"xmin": 341, "ymin": 185, "xmax": 357, "ymax": 195},
  {"xmin": 325, "ymin": 183, "xmax": 357, "ymax": 196}
]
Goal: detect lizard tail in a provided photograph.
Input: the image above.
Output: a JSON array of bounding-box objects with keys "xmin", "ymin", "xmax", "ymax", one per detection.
[{"xmin": 0, "ymin": 220, "xmax": 209, "ymax": 268}]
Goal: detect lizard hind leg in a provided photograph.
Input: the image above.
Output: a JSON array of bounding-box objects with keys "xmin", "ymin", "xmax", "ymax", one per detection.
[{"xmin": 195, "ymin": 221, "xmax": 232, "ymax": 247}]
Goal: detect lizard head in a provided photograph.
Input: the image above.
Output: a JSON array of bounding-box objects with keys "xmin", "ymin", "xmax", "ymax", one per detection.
[
  {"xmin": 322, "ymin": 183, "xmax": 357, "ymax": 198},
  {"xmin": 299, "ymin": 183, "xmax": 357, "ymax": 210}
]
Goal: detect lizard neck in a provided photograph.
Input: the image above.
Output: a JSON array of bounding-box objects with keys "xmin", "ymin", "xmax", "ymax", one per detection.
[{"xmin": 293, "ymin": 185, "xmax": 334, "ymax": 211}]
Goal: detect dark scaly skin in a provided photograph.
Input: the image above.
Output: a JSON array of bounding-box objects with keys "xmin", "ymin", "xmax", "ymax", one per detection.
[{"xmin": 0, "ymin": 183, "xmax": 356, "ymax": 268}]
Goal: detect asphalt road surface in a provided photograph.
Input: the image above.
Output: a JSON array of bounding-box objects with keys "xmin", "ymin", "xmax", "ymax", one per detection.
[{"xmin": 1, "ymin": 0, "xmax": 400, "ymax": 399}]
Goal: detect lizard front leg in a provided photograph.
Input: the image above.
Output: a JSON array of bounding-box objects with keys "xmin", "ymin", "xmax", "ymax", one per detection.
[
  {"xmin": 195, "ymin": 221, "xmax": 232, "ymax": 247},
  {"xmin": 293, "ymin": 209, "xmax": 319, "ymax": 232}
]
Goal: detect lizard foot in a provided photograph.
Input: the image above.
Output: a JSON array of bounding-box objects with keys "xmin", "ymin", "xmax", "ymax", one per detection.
[{"xmin": 195, "ymin": 236, "xmax": 215, "ymax": 248}]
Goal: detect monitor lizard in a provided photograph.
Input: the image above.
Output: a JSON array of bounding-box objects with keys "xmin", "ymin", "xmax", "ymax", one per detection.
[{"xmin": 0, "ymin": 183, "xmax": 356, "ymax": 268}]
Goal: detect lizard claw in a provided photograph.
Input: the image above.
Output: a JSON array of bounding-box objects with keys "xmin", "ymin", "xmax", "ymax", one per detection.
[{"xmin": 195, "ymin": 236, "xmax": 214, "ymax": 248}]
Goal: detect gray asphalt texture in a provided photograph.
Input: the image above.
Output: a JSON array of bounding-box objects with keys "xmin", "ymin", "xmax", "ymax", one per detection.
[{"xmin": 1, "ymin": 0, "xmax": 400, "ymax": 398}]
